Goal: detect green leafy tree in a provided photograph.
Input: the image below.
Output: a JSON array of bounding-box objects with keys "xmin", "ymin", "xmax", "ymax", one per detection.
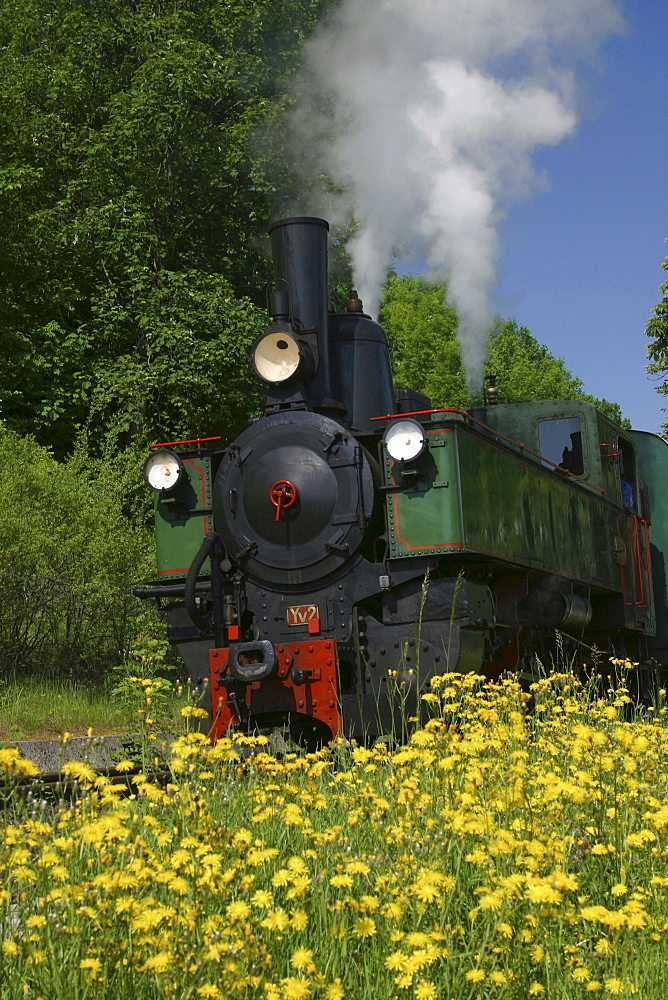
[
  {"xmin": 486, "ymin": 319, "xmax": 585, "ymax": 402},
  {"xmin": 380, "ymin": 274, "xmax": 628, "ymax": 424},
  {"xmin": 646, "ymin": 246, "xmax": 668, "ymax": 428},
  {"xmin": 379, "ymin": 274, "xmax": 467, "ymax": 407},
  {"xmin": 0, "ymin": 0, "xmax": 330, "ymax": 454}
]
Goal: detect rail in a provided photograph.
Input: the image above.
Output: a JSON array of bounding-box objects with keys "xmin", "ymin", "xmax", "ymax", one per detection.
[{"xmin": 1, "ymin": 766, "xmax": 172, "ymax": 803}]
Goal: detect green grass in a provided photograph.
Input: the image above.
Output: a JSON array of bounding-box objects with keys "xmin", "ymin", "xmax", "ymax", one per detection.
[{"xmin": 0, "ymin": 674, "xmax": 189, "ymax": 740}]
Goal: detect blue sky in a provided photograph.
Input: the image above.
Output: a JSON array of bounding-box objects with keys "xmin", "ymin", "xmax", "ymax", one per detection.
[{"xmin": 493, "ymin": 0, "xmax": 667, "ymax": 433}]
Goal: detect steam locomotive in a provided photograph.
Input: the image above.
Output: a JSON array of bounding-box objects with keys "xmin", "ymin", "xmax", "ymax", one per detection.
[{"xmin": 137, "ymin": 217, "xmax": 668, "ymax": 746}]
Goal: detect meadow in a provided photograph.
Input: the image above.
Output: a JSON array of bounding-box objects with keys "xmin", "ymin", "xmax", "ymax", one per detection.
[{"xmin": 1, "ymin": 665, "xmax": 667, "ymax": 1000}]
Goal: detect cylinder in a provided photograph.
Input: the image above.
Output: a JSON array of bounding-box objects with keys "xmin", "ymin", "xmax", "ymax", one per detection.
[
  {"xmin": 268, "ymin": 217, "xmax": 331, "ymax": 404},
  {"xmin": 559, "ymin": 593, "xmax": 593, "ymax": 630}
]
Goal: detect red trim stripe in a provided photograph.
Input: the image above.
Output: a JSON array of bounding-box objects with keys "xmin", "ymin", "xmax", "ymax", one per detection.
[{"xmin": 149, "ymin": 435, "xmax": 222, "ymax": 449}]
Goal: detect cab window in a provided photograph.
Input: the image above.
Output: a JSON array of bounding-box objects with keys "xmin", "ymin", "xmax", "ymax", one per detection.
[{"xmin": 537, "ymin": 417, "xmax": 584, "ymax": 475}]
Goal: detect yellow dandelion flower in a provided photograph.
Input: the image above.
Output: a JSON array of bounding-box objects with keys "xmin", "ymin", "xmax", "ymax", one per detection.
[
  {"xmin": 384, "ymin": 951, "xmax": 407, "ymax": 971},
  {"xmin": 0, "ymin": 747, "xmax": 39, "ymax": 777},
  {"xmin": 3, "ymin": 940, "xmax": 19, "ymax": 956},
  {"xmin": 115, "ymin": 759, "xmax": 136, "ymax": 772},
  {"xmin": 291, "ymin": 909, "xmax": 308, "ymax": 930},
  {"xmin": 141, "ymin": 951, "xmax": 171, "ymax": 972},
  {"xmin": 585, "ymin": 983, "xmax": 602, "ymax": 992},
  {"xmin": 415, "ymin": 980, "xmax": 437, "ymax": 1000},
  {"xmin": 227, "ymin": 901, "xmax": 251, "ymax": 922},
  {"xmin": 196, "ymin": 986, "xmax": 222, "ymax": 998},
  {"xmin": 290, "ymin": 947, "xmax": 314, "ymax": 971},
  {"xmin": 232, "ymin": 827, "xmax": 253, "ymax": 848},
  {"xmin": 279, "ymin": 976, "xmax": 311, "ymax": 1000},
  {"xmin": 181, "ymin": 706, "xmax": 209, "ymax": 718},
  {"xmin": 262, "ymin": 908, "xmax": 290, "ymax": 932},
  {"xmin": 410, "ymin": 881, "xmax": 440, "ymax": 903},
  {"xmin": 282, "ymin": 804, "xmax": 304, "ymax": 826},
  {"xmin": 573, "ymin": 967, "xmax": 591, "ymax": 982},
  {"xmin": 479, "ymin": 892, "xmax": 503, "ymax": 911},
  {"xmin": 626, "ymin": 830, "xmax": 656, "ymax": 848},
  {"xmin": 324, "ymin": 980, "xmax": 344, "ymax": 1000},
  {"xmin": 496, "ymin": 923, "xmax": 513, "ymax": 938},
  {"xmin": 604, "ymin": 978, "xmax": 623, "ymax": 994},
  {"xmin": 465, "ymin": 969, "xmax": 485, "ymax": 982},
  {"xmin": 61, "ymin": 760, "xmax": 97, "ymax": 784},
  {"xmin": 624, "ymin": 905, "xmax": 648, "ymax": 929},
  {"xmin": 79, "ymin": 958, "xmax": 102, "ymax": 972},
  {"xmin": 525, "ymin": 883, "xmax": 562, "ymax": 905},
  {"xmin": 169, "ymin": 876, "xmax": 190, "ymax": 896},
  {"xmin": 330, "ymin": 874, "xmax": 353, "ymax": 889},
  {"xmin": 252, "ymin": 889, "xmax": 274, "ymax": 908},
  {"xmin": 405, "ymin": 932, "xmax": 431, "ymax": 948},
  {"xmin": 286, "ymin": 876, "xmax": 310, "ymax": 899},
  {"xmin": 490, "ymin": 971, "xmax": 507, "ymax": 984},
  {"xmin": 353, "ymin": 917, "xmax": 376, "ymax": 938},
  {"xmin": 528, "ymin": 984, "xmax": 545, "ymax": 995},
  {"xmin": 346, "ymin": 861, "xmax": 370, "ymax": 875}
]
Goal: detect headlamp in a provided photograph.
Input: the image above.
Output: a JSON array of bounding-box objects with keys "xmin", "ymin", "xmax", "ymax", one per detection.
[
  {"xmin": 143, "ymin": 449, "xmax": 186, "ymax": 492},
  {"xmin": 251, "ymin": 327, "xmax": 313, "ymax": 385},
  {"xmin": 382, "ymin": 418, "xmax": 427, "ymax": 463}
]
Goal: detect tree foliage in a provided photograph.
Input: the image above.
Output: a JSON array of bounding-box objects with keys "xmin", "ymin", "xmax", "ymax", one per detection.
[
  {"xmin": 646, "ymin": 246, "xmax": 668, "ymax": 424},
  {"xmin": 380, "ymin": 274, "xmax": 628, "ymax": 425},
  {"xmin": 0, "ymin": 0, "xmax": 330, "ymax": 453},
  {"xmin": 379, "ymin": 274, "xmax": 466, "ymax": 407}
]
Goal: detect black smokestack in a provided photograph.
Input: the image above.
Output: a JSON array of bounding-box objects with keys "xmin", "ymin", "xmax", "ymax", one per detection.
[{"xmin": 268, "ymin": 217, "xmax": 332, "ymax": 406}]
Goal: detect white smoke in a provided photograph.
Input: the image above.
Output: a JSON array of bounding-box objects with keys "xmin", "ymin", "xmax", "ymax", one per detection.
[{"xmin": 289, "ymin": 0, "xmax": 624, "ymax": 391}]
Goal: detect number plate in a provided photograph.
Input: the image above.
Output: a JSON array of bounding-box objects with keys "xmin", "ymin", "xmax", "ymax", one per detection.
[{"xmin": 286, "ymin": 604, "xmax": 319, "ymax": 626}]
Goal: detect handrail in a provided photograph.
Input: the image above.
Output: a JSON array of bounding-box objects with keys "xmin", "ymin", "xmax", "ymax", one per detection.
[
  {"xmin": 632, "ymin": 515, "xmax": 645, "ymax": 608},
  {"xmin": 149, "ymin": 435, "xmax": 222, "ymax": 450},
  {"xmin": 635, "ymin": 517, "xmax": 653, "ymax": 609},
  {"xmin": 619, "ymin": 513, "xmax": 653, "ymax": 609},
  {"xmin": 371, "ymin": 407, "xmax": 607, "ymax": 495}
]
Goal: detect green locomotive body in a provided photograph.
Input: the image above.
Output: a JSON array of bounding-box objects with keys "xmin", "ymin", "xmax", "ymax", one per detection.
[{"xmin": 383, "ymin": 400, "xmax": 655, "ymax": 647}]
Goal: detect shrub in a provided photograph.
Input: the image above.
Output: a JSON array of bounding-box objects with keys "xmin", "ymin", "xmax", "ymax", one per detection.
[{"xmin": 0, "ymin": 429, "xmax": 157, "ymax": 681}]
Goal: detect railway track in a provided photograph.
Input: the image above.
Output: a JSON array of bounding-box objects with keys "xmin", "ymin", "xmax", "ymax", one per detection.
[
  {"xmin": 2, "ymin": 732, "xmax": 171, "ymax": 772},
  {"xmin": 1, "ymin": 733, "xmax": 175, "ymax": 804},
  {"xmin": 1, "ymin": 764, "xmax": 172, "ymax": 803}
]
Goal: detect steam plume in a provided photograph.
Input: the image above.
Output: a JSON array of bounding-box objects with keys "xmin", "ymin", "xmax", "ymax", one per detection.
[{"xmin": 289, "ymin": 0, "xmax": 624, "ymax": 391}]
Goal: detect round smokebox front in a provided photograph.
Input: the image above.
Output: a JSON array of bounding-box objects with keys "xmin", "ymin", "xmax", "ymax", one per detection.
[{"xmin": 212, "ymin": 411, "xmax": 374, "ymax": 585}]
